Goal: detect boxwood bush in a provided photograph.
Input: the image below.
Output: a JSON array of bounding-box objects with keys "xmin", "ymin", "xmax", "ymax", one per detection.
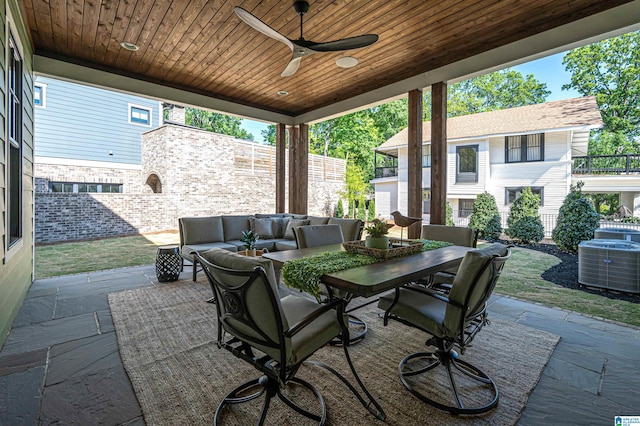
[
  {"xmin": 552, "ymin": 182, "xmax": 599, "ymax": 253},
  {"xmin": 469, "ymin": 192, "xmax": 502, "ymax": 241},
  {"xmin": 506, "ymin": 187, "xmax": 544, "ymax": 244}
]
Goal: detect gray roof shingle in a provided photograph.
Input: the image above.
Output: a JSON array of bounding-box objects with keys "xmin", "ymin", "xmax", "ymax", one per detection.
[{"xmin": 378, "ymin": 96, "xmax": 602, "ymax": 150}]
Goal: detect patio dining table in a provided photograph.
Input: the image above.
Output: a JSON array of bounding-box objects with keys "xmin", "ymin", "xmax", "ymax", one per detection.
[{"xmin": 263, "ymin": 243, "xmax": 474, "ymax": 298}]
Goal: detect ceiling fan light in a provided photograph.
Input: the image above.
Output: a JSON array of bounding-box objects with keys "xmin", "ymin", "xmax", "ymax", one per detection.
[
  {"xmin": 336, "ymin": 56, "xmax": 358, "ymax": 68},
  {"xmin": 277, "ymin": 90, "xmax": 289, "ymax": 96},
  {"xmin": 120, "ymin": 41, "xmax": 139, "ymax": 51}
]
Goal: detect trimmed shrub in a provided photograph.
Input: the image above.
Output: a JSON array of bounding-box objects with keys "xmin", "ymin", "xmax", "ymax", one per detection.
[
  {"xmin": 335, "ymin": 199, "xmax": 344, "ymax": 218},
  {"xmin": 357, "ymin": 198, "xmax": 366, "ymax": 221},
  {"xmin": 505, "ymin": 187, "xmax": 544, "ymax": 244},
  {"xmin": 446, "ymin": 201, "xmax": 454, "ymax": 226},
  {"xmin": 552, "ymin": 182, "xmax": 599, "ymax": 253},
  {"xmin": 469, "ymin": 192, "xmax": 502, "ymax": 241},
  {"xmin": 367, "ymin": 199, "xmax": 376, "ymax": 222}
]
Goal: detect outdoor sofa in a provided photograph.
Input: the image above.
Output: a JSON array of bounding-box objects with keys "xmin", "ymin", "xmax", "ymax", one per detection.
[{"xmin": 178, "ymin": 213, "xmax": 363, "ymax": 281}]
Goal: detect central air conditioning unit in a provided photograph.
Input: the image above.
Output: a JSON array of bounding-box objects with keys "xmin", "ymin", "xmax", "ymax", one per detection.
[
  {"xmin": 578, "ymin": 239, "xmax": 640, "ymax": 294},
  {"xmin": 594, "ymin": 228, "xmax": 640, "ymax": 243}
]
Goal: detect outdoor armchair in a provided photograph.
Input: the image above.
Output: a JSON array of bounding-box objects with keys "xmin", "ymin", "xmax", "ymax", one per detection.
[
  {"xmin": 195, "ymin": 248, "xmax": 384, "ymax": 424},
  {"xmin": 378, "ymin": 243, "xmax": 511, "ymax": 415}
]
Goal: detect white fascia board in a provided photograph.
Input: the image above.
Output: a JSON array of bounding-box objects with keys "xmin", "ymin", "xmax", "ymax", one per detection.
[
  {"xmin": 34, "ymin": 156, "xmax": 143, "ymax": 170},
  {"xmin": 294, "ymin": 0, "xmax": 640, "ymax": 125},
  {"xmin": 33, "ymin": 56, "xmax": 294, "ymax": 126}
]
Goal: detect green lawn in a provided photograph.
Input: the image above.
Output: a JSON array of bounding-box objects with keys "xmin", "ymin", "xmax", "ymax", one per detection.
[
  {"xmin": 35, "ymin": 233, "xmax": 179, "ymax": 279},
  {"xmin": 495, "ymin": 245, "xmax": 640, "ymax": 327},
  {"xmin": 34, "ymin": 233, "xmax": 640, "ymax": 327}
]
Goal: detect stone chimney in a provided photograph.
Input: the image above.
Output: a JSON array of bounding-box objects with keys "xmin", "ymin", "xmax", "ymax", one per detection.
[{"xmin": 165, "ymin": 104, "xmax": 185, "ymax": 125}]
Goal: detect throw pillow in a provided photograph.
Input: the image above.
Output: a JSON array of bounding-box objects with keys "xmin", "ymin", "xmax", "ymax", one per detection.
[
  {"xmin": 271, "ymin": 217, "xmax": 290, "ymax": 239},
  {"xmin": 283, "ymin": 219, "xmax": 310, "ymax": 240},
  {"xmin": 252, "ymin": 217, "xmax": 274, "ymax": 239}
]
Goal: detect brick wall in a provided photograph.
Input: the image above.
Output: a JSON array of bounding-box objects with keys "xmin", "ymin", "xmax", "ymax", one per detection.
[{"xmin": 35, "ymin": 124, "xmax": 346, "ymax": 243}]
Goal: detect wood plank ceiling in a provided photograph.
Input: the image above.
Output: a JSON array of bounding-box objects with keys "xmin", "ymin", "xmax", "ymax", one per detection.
[{"xmin": 21, "ymin": 0, "xmax": 634, "ymax": 118}]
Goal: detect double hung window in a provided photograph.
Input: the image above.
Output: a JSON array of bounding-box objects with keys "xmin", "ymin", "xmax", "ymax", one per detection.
[{"xmin": 506, "ymin": 134, "xmax": 544, "ymax": 163}]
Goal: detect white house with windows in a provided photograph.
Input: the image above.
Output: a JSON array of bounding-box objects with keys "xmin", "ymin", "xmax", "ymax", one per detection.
[{"xmin": 372, "ymin": 97, "xmax": 604, "ymax": 230}]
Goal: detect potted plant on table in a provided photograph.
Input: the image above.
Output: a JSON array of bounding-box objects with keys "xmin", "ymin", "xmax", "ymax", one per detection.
[
  {"xmin": 364, "ymin": 219, "xmax": 393, "ymax": 249},
  {"xmin": 240, "ymin": 230, "xmax": 260, "ymax": 256}
]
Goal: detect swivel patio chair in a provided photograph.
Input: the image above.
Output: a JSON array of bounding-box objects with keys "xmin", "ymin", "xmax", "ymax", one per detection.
[
  {"xmin": 195, "ymin": 248, "xmax": 384, "ymax": 425},
  {"xmin": 378, "ymin": 243, "xmax": 511, "ymax": 415},
  {"xmin": 419, "ymin": 224, "xmax": 478, "ymax": 289},
  {"xmin": 293, "ymin": 224, "xmax": 368, "ymax": 343}
]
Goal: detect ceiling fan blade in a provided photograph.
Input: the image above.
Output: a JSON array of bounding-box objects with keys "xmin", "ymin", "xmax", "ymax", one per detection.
[
  {"xmin": 281, "ymin": 56, "xmax": 302, "ymax": 77},
  {"xmin": 307, "ymin": 34, "xmax": 378, "ymax": 52},
  {"xmin": 234, "ymin": 7, "xmax": 293, "ymax": 51}
]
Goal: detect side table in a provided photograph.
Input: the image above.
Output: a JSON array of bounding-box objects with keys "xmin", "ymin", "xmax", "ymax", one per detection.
[{"xmin": 156, "ymin": 245, "xmax": 181, "ymax": 282}]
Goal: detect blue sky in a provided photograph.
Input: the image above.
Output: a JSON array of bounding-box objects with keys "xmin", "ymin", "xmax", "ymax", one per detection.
[{"xmin": 241, "ymin": 52, "xmax": 581, "ymax": 142}]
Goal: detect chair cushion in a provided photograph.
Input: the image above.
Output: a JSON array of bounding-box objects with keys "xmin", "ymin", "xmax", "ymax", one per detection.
[
  {"xmin": 284, "ymin": 219, "xmax": 310, "ymax": 239},
  {"xmin": 222, "ymin": 215, "xmax": 252, "ymax": 241},
  {"xmin": 295, "ymin": 224, "xmax": 344, "ymax": 249},
  {"xmin": 378, "ymin": 286, "xmax": 449, "ymax": 337},
  {"xmin": 328, "ymin": 218, "xmax": 363, "ymax": 241},
  {"xmin": 251, "ymin": 217, "xmax": 274, "ymax": 239},
  {"xmin": 445, "ymin": 243, "xmax": 508, "ymax": 332},
  {"xmin": 280, "ymin": 295, "xmax": 344, "ymax": 364},
  {"xmin": 307, "ymin": 216, "xmax": 330, "ymax": 225},
  {"xmin": 181, "ymin": 216, "xmax": 225, "ymax": 245},
  {"xmin": 421, "ymin": 224, "xmax": 475, "ymax": 247}
]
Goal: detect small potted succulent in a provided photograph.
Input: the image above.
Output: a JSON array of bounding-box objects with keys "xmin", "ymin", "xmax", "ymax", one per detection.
[
  {"xmin": 364, "ymin": 219, "xmax": 393, "ymax": 249},
  {"xmin": 240, "ymin": 230, "xmax": 260, "ymax": 256}
]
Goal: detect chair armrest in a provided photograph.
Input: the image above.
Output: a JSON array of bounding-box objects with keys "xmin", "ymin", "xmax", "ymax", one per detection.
[{"xmin": 284, "ymin": 298, "xmax": 344, "ymax": 338}]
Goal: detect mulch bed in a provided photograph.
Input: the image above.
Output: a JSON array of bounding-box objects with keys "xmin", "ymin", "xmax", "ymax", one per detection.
[{"xmin": 499, "ymin": 239, "xmax": 640, "ymax": 304}]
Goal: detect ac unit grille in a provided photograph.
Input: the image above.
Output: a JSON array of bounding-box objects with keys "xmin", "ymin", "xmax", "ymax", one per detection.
[{"xmin": 578, "ymin": 239, "xmax": 640, "ymax": 294}]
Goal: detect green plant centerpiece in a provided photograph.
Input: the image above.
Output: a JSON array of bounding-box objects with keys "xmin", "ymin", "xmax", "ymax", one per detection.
[
  {"xmin": 364, "ymin": 219, "xmax": 393, "ymax": 249},
  {"xmin": 240, "ymin": 230, "xmax": 259, "ymax": 254}
]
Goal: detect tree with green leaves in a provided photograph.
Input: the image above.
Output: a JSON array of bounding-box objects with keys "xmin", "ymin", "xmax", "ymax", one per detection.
[
  {"xmin": 423, "ymin": 70, "xmax": 550, "ymax": 119},
  {"xmin": 339, "ymin": 161, "xmax": 369, "ymax": 214},
  {"xmin": 357, "ymin": 198, "xmax": 366, "ymax": 221},
  {"xmin": 367, "ymin": 199, "xmax": 376, "ymax": 222},
  {"xmin": 562, "ymin": 31, "xmax": 640, "ymax": 139},
  {"xmin": 505, "ymin": 187, "xmax": 544, "ymax": 244},
  {"xmin": 552, "ymin": 182, "xmax": 600, "ymax": 253},
  {"xmin": 446, "ymin": 201, "xmax": 454, "ymax": 226},
  {"xmin": 185, "ymin": 108, "xmax": 254, "ymax": 141},
  {"xmin": 468, "ymin": 192, "xmax": 502, "ymax": 242},
  {"xmin": 335, "ymin": 199, "xmax": 344, "ymax": 218}
]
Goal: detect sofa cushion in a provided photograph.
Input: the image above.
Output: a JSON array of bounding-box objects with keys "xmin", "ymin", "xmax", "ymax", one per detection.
[
  {"xmin": 255, "ymin": 213, "xmax": 286, "ymax": 218},
  {"xmin": 180, "ymin": 216, "xmax": 224, "ymax": 245},
  {"xmin": 271, "ymin": 217, "xmax": 290, "ymax": 239},
  {"xmin": 181, "ymin": 242, "xmax": 238, "ymax": 260},
  {"xmin": 275, "ymin": 240, "xmax": 298, "ymax": 251},
  {"xmin": 307, "ymin": 216, "xmax": 330, "ymax": 225},
  {"xmin": 328, "ymin": 218, "xmax": 363, "ymax": 241},
  {"xmin": 284, "ymin": 219, "xmax": 310, "ymax": 239},
  {"xmin": 222, "ymin": 215, "xmax": 252, "ymax": 241},
  {"xmin": 251, "ymin": 217, "xmax": 274, "ymax": 239}
]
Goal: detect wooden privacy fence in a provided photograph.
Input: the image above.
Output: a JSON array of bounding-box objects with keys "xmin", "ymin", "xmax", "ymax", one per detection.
[{"xmin": 233, "ymin": 140, "xmax": 346, "ymax": 181}]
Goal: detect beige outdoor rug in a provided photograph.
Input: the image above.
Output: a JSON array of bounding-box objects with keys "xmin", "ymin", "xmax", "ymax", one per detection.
[{"xmin": 109, "ymin": 280, "xmax": 559, "ymax": 426}]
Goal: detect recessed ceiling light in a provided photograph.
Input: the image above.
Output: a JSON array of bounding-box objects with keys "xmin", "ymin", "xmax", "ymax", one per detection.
[
  {"xmin": 277, "ymin": 90, "xmax": 289, "ymax": 96},
  {"xmin": 120, "ymin": 42, "xmax": 139, "ymax": 51},
  {"xmin": 336, "ymin": 56, "xmax": 358, "ymax": 68}
]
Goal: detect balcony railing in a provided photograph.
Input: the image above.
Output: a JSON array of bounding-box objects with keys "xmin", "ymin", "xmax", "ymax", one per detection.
[
  {"xmin": 572, "ymin": 154, "xmax": 640, "ymax": 175},
  {"xmin": 374, "ymin": 166, "xmax": 398, "ymax": 178}
]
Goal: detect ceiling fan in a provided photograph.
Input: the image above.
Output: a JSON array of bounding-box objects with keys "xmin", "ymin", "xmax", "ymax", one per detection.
[{"xmin": 234, "ymin": 1, "xmax": 378, "ymax": 77}]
